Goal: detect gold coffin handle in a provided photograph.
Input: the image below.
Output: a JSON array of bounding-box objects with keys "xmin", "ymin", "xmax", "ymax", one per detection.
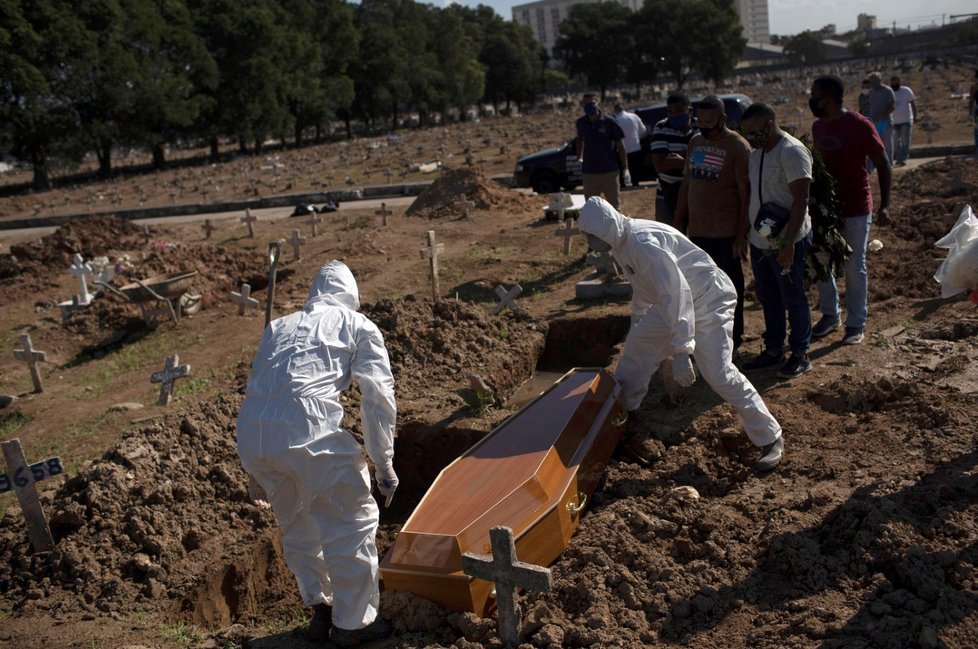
[
  {"xmin": 612, "ymin": 409, "xmax": 628, "ymax": 427},
  {"xmin": 565, "ymin": 492, "xmax": 587, "ymax": 516}
]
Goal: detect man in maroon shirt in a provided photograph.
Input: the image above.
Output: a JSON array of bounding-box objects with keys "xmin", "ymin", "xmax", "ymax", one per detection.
[{"xmin": 809, "ymin": 75, "xmax": 891, "ymax": 345}]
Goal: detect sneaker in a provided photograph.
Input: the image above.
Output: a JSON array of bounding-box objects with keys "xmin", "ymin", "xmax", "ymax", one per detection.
[
  {"xmin": 842, "ymin": 327, "xmax": 865, "ymax": 345},
  {"xmin": 757, "ymin": 437, "xmax": 784, "ymax": 471},
  {"xmin": 331, "ymin": 618, "xmax": 393, "ymax": 647},
  {"xmin": 778, "ymin": 354, "xmax": 812, "ymax": 379},
  {"xmin": 743, "ymin": 350, "xmax": 785, "ymax": 370},
  {"xmin": 308, "ymin": 603, "xmax": 332, "ymax": 641},
  {"xmin": 811, "ymin": 314, "xmax": 840, "ymax": 339}
]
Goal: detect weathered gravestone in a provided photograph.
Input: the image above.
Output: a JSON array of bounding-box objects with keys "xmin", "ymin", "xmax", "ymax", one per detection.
[
  {"xmin": 0, "ymin": 439, "xmax": 61, "ymax": 552},
  {"xmin": 555, "ymin": 219, "xmax": 580, "ymax": 255},
  {"xmin": 375, "ymin": 202, "xmax": 393, "ymax": 227},
  {"xmin": 13, "ymin": 334, "xmax": 46, "ymax": 393},
  {"xmin": 287, "ymin": 229, "xmax": 306, "ymax": 261},
  {"xmin": 241, "ymin": 209, "xmax": 258, "ymax": 238},
  {"xmin": 491, "ymin": 284, "xmax": 523, "ymax": 315},
  {"xmin": 419, "ymin": 231, "xmax": 445, "ymax": 301},
  {"xmin": 230, "ymin": 283, "xmax": 259, "ymax": 315},
  {"xmin": 461, "ymin": 526, "xmax": 553, "ymax": 649},
  {"xmin": 201, "ymin": 219, "xmax": 217, "ymax": 239},
  {"xmin": 69, "ymin": 254, "xmax": 94, "ymax": 305},
  {"xmin": 150, "ymin": 354, "xmax": 191, "ymax": 406}
]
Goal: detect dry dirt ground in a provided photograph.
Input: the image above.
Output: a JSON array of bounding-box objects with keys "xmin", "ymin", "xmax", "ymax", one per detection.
[{"xmin": 1, "ymin": 80, "xmax": 978, "ymax": 648}]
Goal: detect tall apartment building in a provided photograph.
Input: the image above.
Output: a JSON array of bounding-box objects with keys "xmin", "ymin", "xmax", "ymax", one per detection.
[{"xmin": 513, "ymin": 0, "xmax": 771, "ymax": 58}]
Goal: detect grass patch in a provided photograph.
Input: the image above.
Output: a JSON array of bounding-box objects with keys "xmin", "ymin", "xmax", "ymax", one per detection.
[
  {"xmin": 182, "ymin": 375, "xmax": 212, "ymax": 397},
  {"xmin": 0, "ymin": 411, "xmax": 29, "ymax": 439},
  {"xmin": 159, "ymin": 622, "xmax": 204, "ymax": 648},
  {"xmin": 79, "ymin": 331, "xmax": 175, "ymax": 397}
]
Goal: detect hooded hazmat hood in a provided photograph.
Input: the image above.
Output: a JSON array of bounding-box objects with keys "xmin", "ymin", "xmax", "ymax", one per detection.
[
  {"xmin": 306, "ymin": 260, "xmax": 360, "ymax": 311},
  {"xmin": 579, "ymin": 197, "xmax": 629, "ymax": 248}
]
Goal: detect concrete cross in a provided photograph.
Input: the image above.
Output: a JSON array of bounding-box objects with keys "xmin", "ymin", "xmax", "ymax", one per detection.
[
  {"xmin": 491, "ymin": 284, "xmax": 523, "ymax": 315},
  {"xmin": 307, "ymin": 211, "xmax": 323, "ymax": 237},
  {"xmin": 461, "ymin": 526, "xmax": 552, "ymax": 648},
  {"xmin": 201, "ymin": 219, "xmax": 216, "ymax": 239},
  {"xmin": 265, "ymin": 242, "xmax": 282, "ymax": 328},
  {"xmin": 150, "ymin": 354, "xmax": 191, "ymax": 406},
  {"xmin": 555, "ymin": 219, "xmax": 581, "ymax": 255},
  {"xmin": 241, "ymin": 208, "xmax": 258, "ymax": 237},
  {"xmin": 229, "ymin": 283, "xmax": 259, "ymax": 315},
  {"xmin": 419, "ymin": 231, "xmax": 445, "ymax": 301},
  {"xmin": 13, "ymin": 333, "xmax": 47, "ymax": 393},
  {"xmin": 455, "ymin": 195, "xmax": 476, "ymax": 219},
  {"xmin": 1, "ymin": 439, "xmax": 57, "ymax": 552},
  {"xmin": 375, "ymin": 202, "xmax": 393, "ymax": 227},
  {"xmin": 287, "ymin": 229, "xmax": 306, "ymax": 261},
  {"xmin": 69, "ymin": 253, "xmax": 94, "ymax": 305}
]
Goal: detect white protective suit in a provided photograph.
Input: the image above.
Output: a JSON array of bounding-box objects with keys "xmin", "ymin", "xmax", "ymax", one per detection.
[
  {"xmin": 236, "ymin": 261, "xmax": 396, "ymax": 630},
  {"xmin": 579, "ymin": 197, "xmax": 780, "ymax": 448}
]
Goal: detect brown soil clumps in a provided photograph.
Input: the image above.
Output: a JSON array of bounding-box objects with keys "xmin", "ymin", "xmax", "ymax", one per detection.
[{"xmin": 405, "ymin": 167, "xmax": 536, "ymax": 218}]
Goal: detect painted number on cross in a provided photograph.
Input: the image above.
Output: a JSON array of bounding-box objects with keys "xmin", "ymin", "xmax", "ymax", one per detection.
[{"xmin": 0, "ymin": 458, "xmax": 64, "ymax": 494}]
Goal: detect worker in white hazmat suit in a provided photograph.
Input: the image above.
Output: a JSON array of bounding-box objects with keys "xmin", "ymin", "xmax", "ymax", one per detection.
[
  {"xmin": 578, "ymin": 197, "xmax": 784, "ymax": 470},
  {"xmin": 236, "ymin": 260, "xmax": 397, "ymax": 646}
]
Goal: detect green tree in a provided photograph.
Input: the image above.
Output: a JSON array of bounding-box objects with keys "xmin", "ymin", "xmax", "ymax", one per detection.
[
  {"xmin": 553, "ymin": 2, "xmax": 632, "ymax": 101},
  {"xmin": 784, "ymin": 30, "xmax": 827, "ymax": 64}
]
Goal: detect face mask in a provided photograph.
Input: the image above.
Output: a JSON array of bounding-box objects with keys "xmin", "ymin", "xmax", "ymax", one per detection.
[
  {"xmin": 892, "ymin": 84, "xmax": 901, "ymax": 90},
  {"xmin": 584, "ymin": 104, "xmax": 598, "ymax": 117},
  {"xmin": 809, "ymin": 96, "xmax": 827, "ymax": 118},
  {"xmin": 746, "ymin": 124, "xmax": 769, "ymax": 149},
  {"xmin": 667, "ymin": 113, "xmax": 689, "ymax": 129},
  {"xmin": 586, "ymin": 234, "xmax": 612, "ymax": 252},
  {"xmin": 698, "ymin": 124, "xmax": 719, "ymax": 139}
]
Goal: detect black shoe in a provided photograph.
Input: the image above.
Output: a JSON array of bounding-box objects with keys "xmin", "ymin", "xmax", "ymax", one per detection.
[
  {"xmin": 308, "ymin": 603, "xmax": 332, "ymax": 641},
  {"xmin": 811, "ymin": 314, "xmax": 840, "ymax": 339},
  {"xmin": 331, "ymin": 618, "xmax": 393, "ymax": 647},
  {"xmin": 778, "ymin": 353, "xmax": 812, "ymax": 378},
  {"xmin": 757, "ymin": 437, "xmax": 784, "ymax": 471},
  {"xmin": 743, "ymin": 350, "xmax": 785, "ymax": 370}
]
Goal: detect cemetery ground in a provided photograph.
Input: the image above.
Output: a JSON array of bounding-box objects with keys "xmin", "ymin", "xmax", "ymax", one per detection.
[
  {"xmin": 0, "ymin": 67, "xmax": 977, "ymax": 647},
  {"xmin": 0, "ymin": 155, "xmax": 976, "ymax": 648}
]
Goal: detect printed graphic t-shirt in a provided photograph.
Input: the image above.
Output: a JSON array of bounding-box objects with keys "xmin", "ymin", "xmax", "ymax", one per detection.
[{"xmin": 684, "ymin": 130, "xmax": 751, "ymax": 238}]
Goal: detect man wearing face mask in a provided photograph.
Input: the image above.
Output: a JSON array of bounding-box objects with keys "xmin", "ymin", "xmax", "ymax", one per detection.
[
  {"xmin": 810, "ymin": 75, "xmax": 891, "ymax": 346},
  {"xmin": 890, "ymin": 76, "xmax": 916, "ymax": 167},
  {"xmin": 651, "ymin": 92, "xmax": 697, "ymax": 226},
  {"xmin": 578, "ymin": 196, "xmax": 785, "ymax": 471},
  {"xmin": 576, "ymin": 93, "xmax": 628, "ymax": 208},
  {"xmin": 674, "ymin": 95, "xmax": 751, "ymax": 351}
]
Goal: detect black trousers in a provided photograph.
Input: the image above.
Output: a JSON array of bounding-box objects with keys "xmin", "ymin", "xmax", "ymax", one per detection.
[{"xmin": 691, "ymin": 235, "xmax": 745, "ymax": 349}]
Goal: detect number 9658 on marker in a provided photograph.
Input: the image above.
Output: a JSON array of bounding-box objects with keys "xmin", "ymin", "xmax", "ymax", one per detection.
[{"xmin": 0, "ymin": 458, "xmax": 64, "ymax": 494}]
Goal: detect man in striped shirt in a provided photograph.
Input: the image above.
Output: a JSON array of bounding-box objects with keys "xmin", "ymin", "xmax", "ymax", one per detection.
[{"xmin": 651, "ymin": 92, "xmax": 697, "ymax": 226}]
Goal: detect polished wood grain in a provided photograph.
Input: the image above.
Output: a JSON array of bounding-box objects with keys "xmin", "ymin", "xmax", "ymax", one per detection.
[{"xmin": 380, "ymin": 368, "xmax": 625, "ymax": 615}]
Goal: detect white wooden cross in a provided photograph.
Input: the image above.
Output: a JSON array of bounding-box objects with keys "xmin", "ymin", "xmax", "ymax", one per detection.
[
  {"xmin": 241, "ymin": 208, "xmax": 258, "ymax": 237},
  {"xmin": 265, "ymin": 242, "xmax": 282, "ymax": 327},
  {"xmin": 491, "ymin": 284, "xmax": 523, "ymax": 315},
  {"xmin": 307, "ymin": 211, "xmax": 323, "ymax": 237},
  {"xmin": 455, "ymin": 195, "xmax": 476, "ymax": 218},
  {"xmin": 230, "ymin": 283, "xmax": 259, "ymax": 315},
  {"xmin": 150, "ymin": 354, "xmax": 191, "ymax": 406},
  {"xmin": 287, "ymin": 229, "xmax": 306, "ymax": 261},
  {"xmin": 375, "ymin": 202, "xmax": 393, "ymax": 227},
  {"xmin": 461, "ymin": 526, "xmax": 552, "ymax": 648},
  {"xmin": 419, "ymin": 231, "xmax": 445, "ymax": 301},
  {"xmin": 13, "ymin": 333, "xmax": 47, "ymax": 393},
  {"xmin": 1, "ymin": 439, "xmax": 59, "ymax": 552},
  {"xmin": 201, "ymin": 219, "xmax": 216, "ymax": 239},
  {"xmin": 69, "ymin": 253, "xmax": 94, "ymax": 305},
  {"xmin": 555, "ymin": 219, "xmax": 581, "ymax": 255}
]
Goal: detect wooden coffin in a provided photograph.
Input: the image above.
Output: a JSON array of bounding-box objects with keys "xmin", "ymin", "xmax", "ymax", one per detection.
[{"xmin": 380, "ymin": 368, "xmax": 626, "ymax": 616}]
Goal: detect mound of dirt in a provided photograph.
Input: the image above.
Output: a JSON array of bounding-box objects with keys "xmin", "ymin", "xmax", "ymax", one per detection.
[
  {"xmin": 405, "ymin": 167, "xmax": 536, "ymax": 218},
  {"xmin": 1, "ymin": 216, "xmax": 146, "ymax": 282}
]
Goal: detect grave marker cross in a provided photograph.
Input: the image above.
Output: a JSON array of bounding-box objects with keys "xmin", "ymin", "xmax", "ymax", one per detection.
[
  {"xmin": 241, "ymin": 209, "xmax": 258, "ymax": 237},
  {"xmin": 201, "ymin": 219, "xmax": 216, "ymax": 239},
  {"xmin": 13, "ymin": 333, "xmax": 47, "ymax": 393},
  {"xmin": 230, "ymin": 283, "xmax": 259, "ymax": 315},
  {"xmin": 455, "ymin": 195, "xmax": 476, "ymax": 219},
  {"xmin": 69, "ymin": 253, "xmax": 93, "ymax": 305},
  {"xmin": 287, "ymin": 229, "xmax": 306, "ymax": 261},
  {"xmin": 491, "ymin": 285, "xmax": 523, "ymax": 315},
  {"xmin": 150, "ymin": 354, "xmax": 191, "ymax": 406},
  {"xmin": 307, "ymin": 211, "xmax": 323, "ymax": 237},
  {"xmin": 555, "ymin": 219, "xmax": 581, "ymax": 255},
  {"xmin": 419, "ymin": 231, "xmax": 445, "ymax": 301},
  {"xmin": 1, "ymin": 439, "xmax": 57, "ymax": 552},
  {"xmin": 461, "ymin": 526, "xmax": 552, "ymax": 648},
  {"xmin": 375, "ymin": 202, "xmax": 393, "ymax": 227}
]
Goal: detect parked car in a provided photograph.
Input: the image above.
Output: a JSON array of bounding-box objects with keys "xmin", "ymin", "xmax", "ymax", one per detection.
[{"xmin": 512, "ymin": 94, "xmax": 752, "ymax": 194}]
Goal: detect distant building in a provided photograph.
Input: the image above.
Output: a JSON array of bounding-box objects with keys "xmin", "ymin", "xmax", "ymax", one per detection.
[
  {"xmin": 857, "ymin": 13, "xmax": 877, "ymax": 30},
  {"xmin": 512, "ymin": 0, "xmax": 769, "ymax": 58}
]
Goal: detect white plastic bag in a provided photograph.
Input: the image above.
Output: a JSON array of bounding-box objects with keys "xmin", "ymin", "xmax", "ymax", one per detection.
[{"xmin": 934, "ymin": 204, "xmax": 978, "ymax": 298}]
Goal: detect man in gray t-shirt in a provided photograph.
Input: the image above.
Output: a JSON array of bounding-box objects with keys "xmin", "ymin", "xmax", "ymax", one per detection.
[{"xmin": 867, "ymin": 71, "xmax": 895, "ymax": 163}]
